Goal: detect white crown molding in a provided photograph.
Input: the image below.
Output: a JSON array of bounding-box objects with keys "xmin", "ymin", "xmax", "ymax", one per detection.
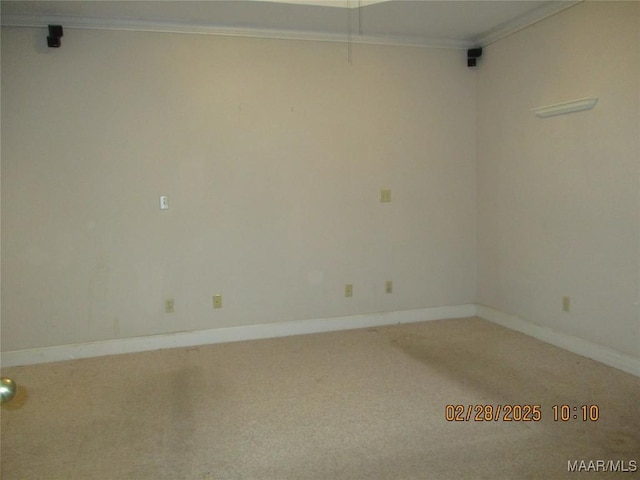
[
  {"xmin": 250, "ymin": 0, "xmax": 391, "ymax": 8},
  {"xmin": 473, "ymin": 0, "xmax": 583, "ymax": 47},
  {"xmin": 532, "ymin": 97, "xmax": 598, "ymax": 118},
  {"xmin": 0, "ymin": 304, "xmax": 477, "ymax": 367},
  {"xmin": 0, "ymin": 13, "xmax": 473, "ymax": 50},
  {"xmin": 0, "ymin": 2, "xmax": 585, "ymax": 50}
]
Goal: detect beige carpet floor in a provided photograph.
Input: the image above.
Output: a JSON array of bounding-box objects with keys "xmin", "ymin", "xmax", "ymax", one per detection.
[{"xmin": 1, "ymin": 316, "xmax": 639, "ymax": 479}]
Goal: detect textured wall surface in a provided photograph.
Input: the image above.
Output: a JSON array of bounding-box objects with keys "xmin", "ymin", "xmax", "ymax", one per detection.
[
  {"xmin": 1, "ymin": 29, "xmax": 476, "ymax": 350},
  {"xmin": 477, "ymin": 1, "xmax": 640, "ymax": 358}
]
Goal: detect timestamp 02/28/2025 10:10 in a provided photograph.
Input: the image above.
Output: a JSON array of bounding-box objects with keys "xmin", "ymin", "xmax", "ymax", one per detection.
[{"xmin": 444, "ymin": 404, "xmax": 600, "ymax": 422}]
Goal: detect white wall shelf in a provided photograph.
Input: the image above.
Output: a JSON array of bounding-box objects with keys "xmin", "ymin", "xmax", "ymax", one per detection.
[{"xmin": 532, "ymin": 97, "xmax": 598, "ymax": 118}]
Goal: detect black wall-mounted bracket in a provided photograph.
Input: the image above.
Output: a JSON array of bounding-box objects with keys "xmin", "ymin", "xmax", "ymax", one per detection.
[
  {"xmin": 467, "ymin": 47, "xmax": 482, "ymax": 67},
  {"xmin": 47, "ymin": 25, "xmax": 63, "ymax": 48}
]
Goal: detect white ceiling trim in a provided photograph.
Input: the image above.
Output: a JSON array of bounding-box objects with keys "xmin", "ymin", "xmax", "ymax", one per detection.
[
  {"xmin": 0, "ymin": 13, "xmax": 473, "ymax": 49},
  {"xmin": 473, "ymin": 0, "xmax": 582, "ymax": 46},
  {"xmin": 0, "ymin": 1, "xmax": 583, "ymax": 51},
  {"xmin": 249, "ymin": 0, "xmax": 391, "ymax": 8}
]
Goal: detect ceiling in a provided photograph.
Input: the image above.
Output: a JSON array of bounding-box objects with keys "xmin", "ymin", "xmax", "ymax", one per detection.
[{"xmin": 1, "ymin": 0, "xmax": 581, "ymax": 49}]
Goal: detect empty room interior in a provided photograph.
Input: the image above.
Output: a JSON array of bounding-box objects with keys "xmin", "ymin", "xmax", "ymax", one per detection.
[{"xmin": 1, "ymin": 0, "xmax": 639, "ymax": 478}]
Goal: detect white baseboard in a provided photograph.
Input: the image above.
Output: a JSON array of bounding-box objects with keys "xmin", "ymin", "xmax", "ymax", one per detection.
[
  {"xmin": 4, "ymin": 304, "xmax": 638, "ymax": 377},
  {"xmin": 477, "ymin": 305, "xmax": 640, "ymax": 377},
  {"xmin": 1, "ymin": 304, "xmax": 477, "ymax": 367}
]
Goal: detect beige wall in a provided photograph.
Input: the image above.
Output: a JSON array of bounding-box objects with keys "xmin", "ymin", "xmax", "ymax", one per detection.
[
  {"xmin": 477, "ymin": 1, "xmax": 640, "ymax": 358},
  {"xmin": 5, "ymin": 1, "xmax": 637, "ymax": 364},
  {"xmin": 1, "ymin": 29, "xmax": 477, "ymax": 350}
]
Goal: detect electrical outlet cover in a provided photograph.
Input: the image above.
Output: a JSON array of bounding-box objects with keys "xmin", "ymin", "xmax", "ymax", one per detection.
[{"xmin": 213, "ymin": 294, "xmax": 222, "ymax": 309}]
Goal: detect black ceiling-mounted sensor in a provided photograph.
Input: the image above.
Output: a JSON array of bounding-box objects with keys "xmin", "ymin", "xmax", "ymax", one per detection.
[
  {"xmin": 47, "ymin": 25, "xmax": 63, "ymax": 48},
  {"xmin": 467, "ymin": 47, "xmax": 482, "ymax": 67}
]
